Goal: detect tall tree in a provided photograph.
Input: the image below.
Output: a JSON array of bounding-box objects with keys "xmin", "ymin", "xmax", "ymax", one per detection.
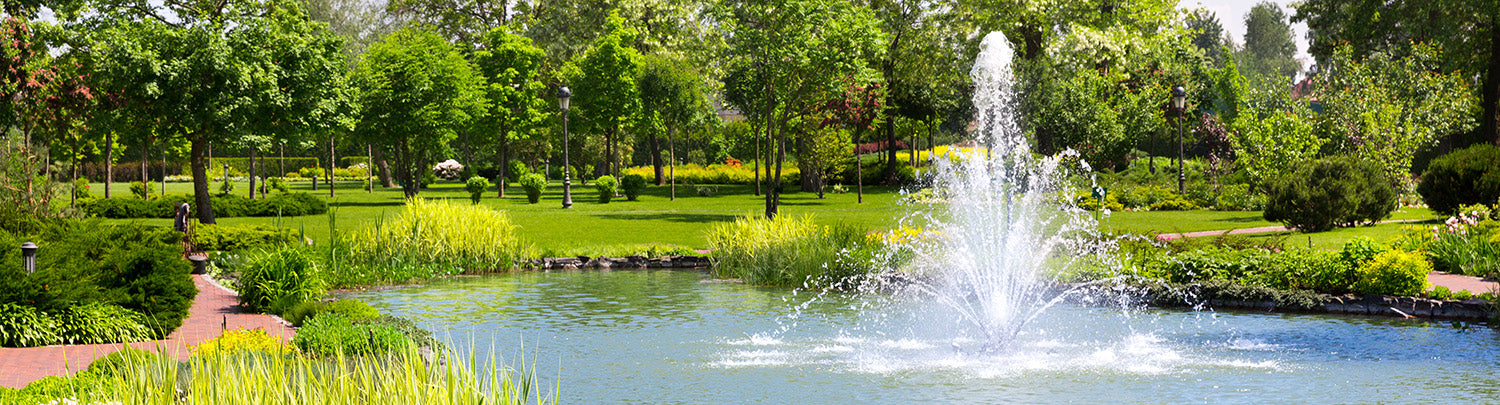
[
  {"xmin": 868, "ymin": 0, "xmax": 971, "ymax": 179},
  {"xmin": 80, "ymin": 0, "xmax": 352, "ymax": 224},
  {"xmin": 1293, "ymin": 0, "xmax": 1500, "ymax": 146},
  {"xmin": 473, "ymin": 26, "xmax": 549, "ymax": 197},
  {"xmin": 636, "ymin": 54, "xmax": 708, "ymax": 188},
  {"xmin": 1185, "ymin": 9, "xmax": 1227, "ymax": 67},
  {"xmin": 720, "ymin": 0, "xmax": 885, "ymax": 218},
  {"xmin": 1237, "ymin": 2, "xmax": 1300, "ymax": 89},
  {"xmin": 353, "ymin": 25, "xmax": 487, "ymax": 198},
  {"xmin": 571, "ymin": 10, "xmax": 641, "ymax": 181}
]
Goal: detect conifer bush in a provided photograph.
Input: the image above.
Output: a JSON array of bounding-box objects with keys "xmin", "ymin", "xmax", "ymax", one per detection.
[
  {"xmin": 1418, "ymin": 144, "xmax": 1500, "ymax": 215},
  {"xmin": 1263, "ymin": 156, "xmax": 1394, "ymax": 232}
]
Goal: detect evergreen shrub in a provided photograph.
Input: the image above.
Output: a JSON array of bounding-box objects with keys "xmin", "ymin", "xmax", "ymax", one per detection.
[
  {"xmin": 1264, "ymin": 156, "xmax": 1395, "ymax": 232},
  {"xmin": 621, "ymin": 174, "xmax": 646, "ymax": 201},
  {"xmin": 1418, "ymin": 144, "xmax": 1500, "ymax": 215},
  {"xmin": 595, "ymin": 175, "xmax": 617, "ymax": 203},
  {"xmin": 520, "ymin": 173, "xmax": 546, "ymax": 203}
]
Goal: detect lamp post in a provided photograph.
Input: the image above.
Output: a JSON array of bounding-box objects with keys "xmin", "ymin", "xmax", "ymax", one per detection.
[
  {"xmin": 558, "ymin": 86, "xmax": 573, "ymax": 209},
  {"xmin": 1171, "ymin": 85, "xmax": 1186, "ymax": 195},
  {"xmin": 20, "ymin": 242, "xmax": 36, "ymax": 274},
  {"xmin": 222, "ymin": 163, "xmax": 231, "ymax": 192}
]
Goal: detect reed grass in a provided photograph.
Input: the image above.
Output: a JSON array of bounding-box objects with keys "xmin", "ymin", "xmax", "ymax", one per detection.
[
  {"xmin": 707, "ymin": 214, "xmax": 873, "ymax": 287},
  {"xmin": 344, "ymin": 198, "xmax": 533, "ymax": 275}
]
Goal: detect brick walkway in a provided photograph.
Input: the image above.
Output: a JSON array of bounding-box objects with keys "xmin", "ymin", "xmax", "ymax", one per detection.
[
  {"xmin": 1428, "ymin": 272, "xmax": 1499, "ymax": 294},
  {"xmin": 0, "ymin": 275, "xmax": 294, "ymax": 389}
]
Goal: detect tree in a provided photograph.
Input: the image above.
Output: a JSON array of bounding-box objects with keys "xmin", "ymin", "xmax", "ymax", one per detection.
[
  {"xmin": 1237, "ymin": 2, "xmax": 1300, "ymax": 89},
  {"xmin": 1229, "ymin": 89, "xmax": 1325, "ymax": 189},
  {"xmin": 868, "ymin": 0, "xmax": 971, "ymax": 179},
  {"xmin": 1293, "ymin": 0, "xmax": 1500, "ymax": 146},
  {"xmin": 353, "ymin": 25, "xmax": 487, "ymax": 198},
  {"xmin": 81, "ymin": 0, "xmax": 352, "ymax": 224},
  {"xmin": 820, "ymin": 82, "xmax": 882, "ymax": 203},
  {"xmin": 636, "ymin": 54, "xmax": 707, "ymax": 193},
  {"xmin": 571, "ymin": 10, "xmax": 641, "ymax": 182},
  {"xmin": 1185, "ymin": 9, "xmax": 1227, "ymax": 67},
  {"xmin": 719, "ymin": 0, "xmax": 885, "ymax": 218},
  {"xmin": 473, "ymin": 26, "xmax": 549, "ymax": 198}
]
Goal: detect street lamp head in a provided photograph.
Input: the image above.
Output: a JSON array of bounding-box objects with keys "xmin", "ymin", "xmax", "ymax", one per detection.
[
  {"xmin": 557, "ymin": 86, "xmax": 571, "ymax": 111},
  {"xmin": 1171, "ymin": 85, "xmax": 1186, "ymax": 110}
]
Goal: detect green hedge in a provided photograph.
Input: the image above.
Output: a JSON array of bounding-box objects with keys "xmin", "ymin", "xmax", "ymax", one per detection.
[
  {"xmin": 79, "ymin": 193, "xmax": 328, "ymax": 219},
  {"xmin": 186, "ymin": 157, "xmax": 322, "ymax": 176},
  {"xmin": 191, "ymin": 224, "xmax": 299, "ymax": 252},
  {"xmin": 1418, "ymin": 144, "xmax": 1500, "ymax": 215},
  {"xmin": 0, "ymin": 221, "xmax": 196, "ymax": 342}
]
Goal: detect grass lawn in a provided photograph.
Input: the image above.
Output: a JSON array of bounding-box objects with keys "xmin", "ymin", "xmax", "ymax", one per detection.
[
  {"xmin": 87, "ymin": 180, "xmax": 1447, "ymax": 254},
  {"xmin": 92, "ymin": 179, "xmax": 907, "ymax": 253}
]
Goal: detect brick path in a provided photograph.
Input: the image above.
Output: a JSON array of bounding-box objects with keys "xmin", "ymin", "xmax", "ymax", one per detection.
[
  {"xmin": 0, "ymin": 275, "xmax": 294, "ymax": 389},
  {"xmin": 1428, "ymin": 272, "xmax": 1499, "ymax": 294}
]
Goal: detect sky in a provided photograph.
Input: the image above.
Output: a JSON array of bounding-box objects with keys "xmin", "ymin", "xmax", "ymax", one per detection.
[{"xmin": 1183, "ymin": 0, "xmax": 1314, "ymax": 76}]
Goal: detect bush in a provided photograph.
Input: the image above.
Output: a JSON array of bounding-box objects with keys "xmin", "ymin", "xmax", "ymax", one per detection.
[
  {"xmin": 1352, "ymin": 250, "xmax": 1430, "ymax": 296},
  {"xmin": 80, "ymin": 193, "xmax": 327, "ymax": 219},
  {"xmin": 129, "ymin": 181, "xmax": 154, "ymax": 199},
  {"xmin": 192, "ymin": 328, "xmax": 290, "ymax": 357},
  {"xmin": 95, "ymin": 244, "xmax": 196, "ymax": 337},
  {"xmin": 707, "ymin": 215, "xmax": 875, "ymax": 287},
  {"xmin": 283, "ymin": 299, "xmax": 380, "ymax": 327},
  {"xmin": 1214, "ymin": 183, "xmax": 1266, "ymax": 211},
  {"xmin": 298, "ymin": 167, "xmax": 325, "ymax": 178},
  {"xmin": 520, "ymin": 173, "xmax": 546, "ymax": 204},
  {"xmin": 343, "ymin": 198, "xmax": 529, "ymax": 274},
  {"xmin": 236, "ymin": 247, "xmax": 325, "ymax": 314},
  {"xmin": 266, "ymin": 177, "xmax": 290, "ymax": 193},
  {"xmin": 53, "ymin": 302, "xmax": 154, "ymax": 345},
  {"xmin": 293, "ymin": 312, "xmax": 410, "ymax": 356},
  {"xmin": 74, "ymin": 178, "xmax": 92, "ymax": 199},
  {"xmin": 1418, "ymin": 144, "xmax": 1500, "ymax": 215},
  {"xmin": 595, "ymin": 175, "xmax": 617, "ymax": 203},
  {"xmin": 0, "ymin": 303, "xmax": 59, "ymax": 347},
  {"xmin": 623, "ymin": 163, "xmax": 800, "ymax": 185},
  {"xmin": 621, "ymin": 174, "xmax": 647, "ymax": 201},
  {"xmin": 507, "ymin": 160, "xmax": 530, "ymax": 183},
  {"xmin": 1150, "ymin": 198, "xmax": 1198, "ymax": 211},
  {"xmin": 1340, "ymin": 237, "xmax": 1389, "ymax": 269},
  {"xmin": 1264, "ymin": 156, "xmax": 1395, "ymax": 232},
  {"xmin": 464, "ymin": 176, "xmax": 491, "ymax": 204},
  {"xmin": 191, "ymin": 224, "xmax": 298, "ymax": 252}
]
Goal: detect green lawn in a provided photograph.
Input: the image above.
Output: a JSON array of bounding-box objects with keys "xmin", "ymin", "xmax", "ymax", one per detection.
[
  {"xmin": 87, "ymin": 180, "xmax": 1447, "ymax": 254},
  {"xmin": 92, "ymin": 179, "xmax": 906, "ymax": 252}
]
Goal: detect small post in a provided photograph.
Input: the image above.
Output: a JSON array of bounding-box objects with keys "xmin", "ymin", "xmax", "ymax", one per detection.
[
  {"xmin": 312, "ymin": 174, "xmax": 318, "ymax": 191},
  {"xmin": 20, "ymin": 242, "xmax": 36, "ymax": 274}
]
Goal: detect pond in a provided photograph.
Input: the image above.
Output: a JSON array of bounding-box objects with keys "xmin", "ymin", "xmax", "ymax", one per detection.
[{"xmin": 345, "ymin": 270, "xmax": 1500, "ymax": 403}]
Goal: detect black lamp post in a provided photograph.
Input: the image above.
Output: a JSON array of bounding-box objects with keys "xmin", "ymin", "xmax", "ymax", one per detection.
[
  {"xmin": 222, "ymin": 163, "xmax": 231, "ymax": 191},
  {"xmin": 1171, "ymin": 85, "xmax": 1186, "ymax": 195},
  {"xmin": 20, "ymin": 242, "xmax": 36, "ymax": 274},
  {"xmin": 559, "ymin": 86, "xmax": 573, "ymax": 209}
]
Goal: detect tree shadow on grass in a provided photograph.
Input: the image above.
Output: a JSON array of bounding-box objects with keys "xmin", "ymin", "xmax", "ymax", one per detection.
[
  {"xmin": 1212, "ymin": 214, "xmax": 1269, "ymax": 223},
  {"xmin": 329, "ymin": 201, "xmax": 405, "ymax": 208},
  {"xmin": 591, "ymin": 212, "xmax": 738, "ymax": 223}
]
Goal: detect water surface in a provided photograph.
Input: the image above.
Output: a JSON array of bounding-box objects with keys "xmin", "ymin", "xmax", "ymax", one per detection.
[{"xmin": 346, "ymin": 270, "xmax": 1500, "ymax": 403}]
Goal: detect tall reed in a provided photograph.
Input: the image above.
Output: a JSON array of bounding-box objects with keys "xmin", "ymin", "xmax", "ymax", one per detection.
[
  {"xmin": 344, "ymin": 198, "xmax": 533, "ymax": 275},
  {"xmin": 707, "ymin": 214, "xmax": 873, "ymax": 287}
]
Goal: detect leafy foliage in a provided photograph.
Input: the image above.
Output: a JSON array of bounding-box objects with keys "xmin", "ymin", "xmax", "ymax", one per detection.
[
  {"xmin": 1264, "ymin": 156, "xmax": 1395, "ymax": 232},
  {"xmin": 620, "ymin": 174, "xmax": 646, "ymax": 201},
  {"xmin": 519, "ymin": 173, "xmax": 546, "ymax": 203},
  {"xmin": 192, "ymin": 328, "xmax": 291, "ymax": 357},
  {"xmin": 79, "ymin": 193, "xmax": 329, "ymax": 219},
  {"xmin": 1352, "ymin": 250, "xmax": 1431, "ymax": 296},
  {"xmin": 594, "ymin": 175, "xmax": 618, "ymax": 203},
  {"xmin": 236, "ymin": 247, "xmax": 326, "ymax": 314},
  {"xmin": 191, "ymin": 224, "xmax": 298, "ymax": 252},
  {"xmin": 292, "ymin": 312, "xmax": 409, "ymax": 356},
  {"xmin": 464, "ymin": 176, "xmax": 492, "ymax": 204},
  {"xmin": 1418, "ymin": 144, "xmax": 1500, "ymax": 215}
]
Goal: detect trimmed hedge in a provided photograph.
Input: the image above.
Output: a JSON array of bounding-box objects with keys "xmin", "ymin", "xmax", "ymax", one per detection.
[
  {"xmin": 191, "ymin": 224, "xmax": 299, "ymax": 252},
  {"xmin": 79, "ymin": 192, "xmax": 328, "ymax": 219},
  {"xmin": 1264, "ymin": 156, "xmax": 1395, "ymax": 232},
  {"xmin": 1418, "ymin": 144, "xmax": 1500, "ymax": 215}
]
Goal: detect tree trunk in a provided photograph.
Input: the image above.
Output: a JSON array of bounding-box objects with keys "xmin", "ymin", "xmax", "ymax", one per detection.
[
  {"xmin": 279, "ymin": 143, "xmax": 285, "ymax": 179},
  {"xmin": 668, "ymin": 127, "xmax": 676, "ymax": 201},
  {"xmin": 160, "ymin": 145, "xmax": 166, "ymax": 197},
  {"xmin": 257, "ymin": 148, "xmax": 265, "ymax": 196},
  {"xmin": 856, "ymin": 128, "xmax": 864, "ymax": 204},
  {"xmin": 498, "ymin": 135, "xmax": 507, "ymax": 198},
  {"xmin": 650, "ymin": 132, "xmax": 663, "ymax": 185},
  {"xmin": 328, "ymin": 134, "xmax": 335, "ymax": 197},
  {"xmin": 753, "ymin": 122, "xmax": 761, "ymax": 196},
  {"xmin": 249, "ymin": 147, "xmax": 257, "ymax": 199},
  {"xmin": 1484, "ymin": 12, "xmax": 1500, "ymax": 146},
  {"xmin": 766, "ymin": 124, "xmax": 788, "ymax": 219},
  {"xmin": 399, "ymin": 139, "xmax": 416, "ymax": 198},
  {"xmin": 140, "ymin": 139, "xmax": 148, "ymax": 188},
  {"xmin": 374, "ymin": 147, "xmax": 394, "ymax": 188},
  {"xmin": 191, "ymin": 135, "xmax": 215, "ymax": 224},
  {"xmin": 70, "ymin": 131, "xmax": 79, "ymax": 205},
  {"xmin": 104, "ymin": 132, "xmax": 112, "ymax": 198}
]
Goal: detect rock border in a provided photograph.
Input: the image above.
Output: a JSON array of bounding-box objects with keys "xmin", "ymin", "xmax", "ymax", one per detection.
[
  {"xmin": 521, "ymin": 255, "xmax": 712, "ymax": 270},
  {"xmin": 1206, "ymin": 294, "xmax": 1495, "ymax": 320}
]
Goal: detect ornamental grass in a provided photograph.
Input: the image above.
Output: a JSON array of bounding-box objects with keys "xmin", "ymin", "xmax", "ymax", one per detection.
[
  {"xmin": 344, "ymin": 198, "xmax": 533, "ymax": 274},
  {"xmin": 707, "ymin": 214, "xmax": 873, "ymax": 287}
]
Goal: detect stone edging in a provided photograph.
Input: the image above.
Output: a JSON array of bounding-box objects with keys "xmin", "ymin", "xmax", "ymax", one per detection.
[
  {"xmin": 521, "ymin": 255, "xmax": 712, "ymax": 270},
  {"xmin": 1207, "ymin": 294, "xmax": 1495, "ymax": 320}
]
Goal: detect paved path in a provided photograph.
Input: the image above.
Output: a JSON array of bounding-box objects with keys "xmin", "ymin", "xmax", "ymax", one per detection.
[
  {"xmin": 0, "ymin": 275, "xmax": 294, "ymax": 389},
  {"xmin": 1428, "ymin": 272, "xmax": 1499, "ymax": 294},
  {"xmin": 1153, "ymin": 219, "xmax": 1430, "ymax": 241}
]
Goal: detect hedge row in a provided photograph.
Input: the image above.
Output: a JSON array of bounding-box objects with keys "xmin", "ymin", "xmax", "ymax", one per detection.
[{"xmin": 79, "ymin": 193, "xmax": 328, "ymax": 219}]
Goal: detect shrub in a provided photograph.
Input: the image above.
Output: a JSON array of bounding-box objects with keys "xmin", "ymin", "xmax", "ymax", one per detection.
[
  {"xmin": 595, "ymin": 175, "xmax": 617, "ymax": 203},
  {"xmin": 520, "ymin": 173, "xmax": 546, "ymax": 203},
  {"xmin": 1261, "ymin": 249, "xmax": 1354, "ymax": 294},
  {"xmin": 1150, "ymin": 198, "xmax": 1198, "ymax": 211},
  {"xmin": 623, "ymin": 163, "xmax": 800, "ymax": 185},
  {"xmin": 283, "ymin": 299, "xmax": 380, "ymax": 327},
  {"xmin": 81, "ymin": 193, "xmax": 328, "ymax": 219},
  {"xmin": 420, "ymin": 172, "xmax": 437, "ymax": 188},
  {"xmin": 266, "ymin": 177, "xmax": 290, "ymax": 193},
  {"xmin": 298, "ymin": 167, "xmax": 325, "ymax": 178},
  {"xmin": 219, "ymin": 177, "xmax": 235, "ymax": 195},
  {"xmin": 1352, "ymin": 250, "xmax": 1430, "ymax": 296},
  {"xmin": 0, "ymin": 303, "xmax": 59, "ymax": 347},
  {"xmin": 344, "ymin": 198, "xmax": 530, "ymax": 274},
  {"xmin": 74, "ymin": 178, "xmax": 92, "ymax": 199},
  {"xmin": 95, "ymin": 244, "xmax": 196, "ymax": 337},
  {"xmin": 1214, "ymin": 184, "xmax": 1266, "ymax": 211},
  {"xmin": 621, "ymin": 174, "xmax": 646, "ymax": 201},
  {"xmin": 53, "ymin": 302, "xmax": 153, "ymax": 345},
  {"xmin": 129, "ymin": 181, "xmax": 153, "ymax": 199},
  {"xmin": 1429, "ymin": 285, "xmax": 1453, "ymax": 300},
  {"xmin": 193, "ymin": 328, "xmax": 290, "ymax": 357},
  {"xmin": 1264, "ymin": 156, "xmax": 1395, "ymax": 232},
  {"xmin": 292, "ymin": 312, "xmax": 409, "ymax": 356},
  {"xmin": 464, "ymin": 176, "xmax": 491, "ymax": 204},
  {"xmin": 191, "ymin": 224, "xmax": 297, "ymax": 252},
  {"xmin": 432, "ymin": 159, "xmax": 465, "ymax": 180},
  {"xmin": 707, "ymin": 215, "xmax": 874, "ymax": 287},
  {"xmin": 1418, "ymin": 144, "xmax": 1500, "ymax": 215},
  {"xmin": 1339, "ymin": 237, "xmax": 1389, "ymax": 269},
  {"xmin": 507, "ymin": 160, "xmax": 530, "ymax": 183},
  {"xmin": 236, "ymin": 247, "xmax": 325, "ymax": 314}
]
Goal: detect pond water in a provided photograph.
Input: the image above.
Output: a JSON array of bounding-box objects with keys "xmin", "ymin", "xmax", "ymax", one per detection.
[{"xmin": 345, "ymin": 270, "xmax": 1500, "ymax": 403}]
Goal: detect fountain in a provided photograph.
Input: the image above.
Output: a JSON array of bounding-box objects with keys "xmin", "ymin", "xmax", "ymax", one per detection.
[{"xmin": 871, "ymin": 31, "xmax": 1118, "ymax": 351}]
